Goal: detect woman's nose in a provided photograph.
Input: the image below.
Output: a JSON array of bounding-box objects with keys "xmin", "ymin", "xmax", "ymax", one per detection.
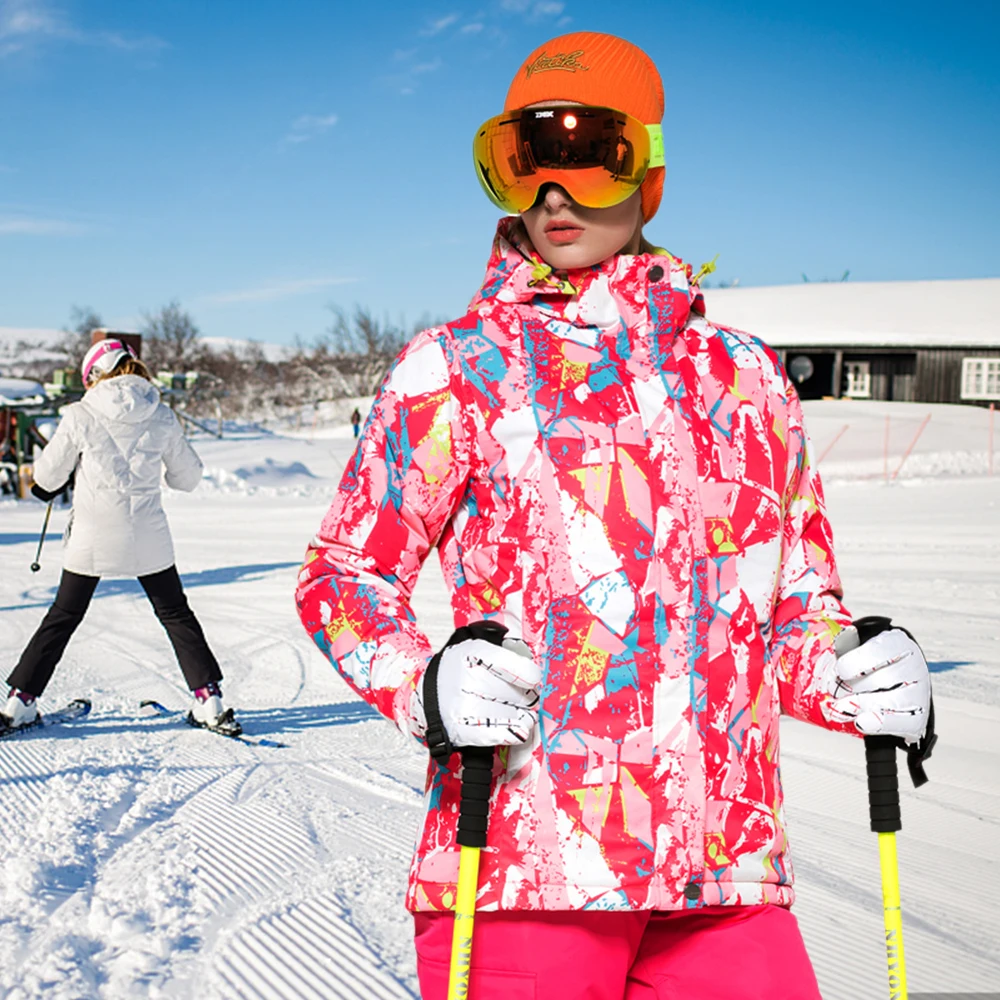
[{"xmin": 542, "ymin": 184, "xmax": 574, "ymax": 211}]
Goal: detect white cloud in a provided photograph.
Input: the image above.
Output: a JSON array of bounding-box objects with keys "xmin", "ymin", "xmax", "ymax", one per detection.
[
  {"xmin": 201, "ymin": 277, "xmax": 359, "ymax": 306},
  {"xmin": 412, "ymin": 58, "xmax": 442, "ymax": 75},
  {"xmin": 0, "ymin": 216, "xmax": 84, "ymax": 235},
  {"xmin": 284, "ymin": 113, "xmax": 339, "ymax": 144},
  {"xmin": 460, "ymin": 22, "xmax": 484, "ymax": 34},
  {"xmin": 419, "ymin": 13, "xmax": 459, "ymax": 37},
  {"xmin": 498, "ymin": 0, "xmax": 565, "ymax": 16},
  {"xmin": 0, "ymin": 0, "xmax": 167, "ymax": 58}
]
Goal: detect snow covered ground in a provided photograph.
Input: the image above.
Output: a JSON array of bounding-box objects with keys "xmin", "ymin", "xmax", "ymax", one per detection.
[{"xmin": 1, "ymin": 400, "xmax": 998, "ymax": 999}]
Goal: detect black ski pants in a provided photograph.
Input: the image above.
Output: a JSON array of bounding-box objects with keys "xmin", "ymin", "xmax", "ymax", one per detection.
[{"xmin": 8, "ymin": 566, "xmax": 222, "ymax": 697}]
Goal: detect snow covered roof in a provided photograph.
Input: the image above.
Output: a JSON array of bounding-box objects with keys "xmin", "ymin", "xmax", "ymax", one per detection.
[
  {"xmin": 0, "ymin": 377, "xmax": 46, "ymax": 403},
  {"xmin": 703, "ymin": 278, "xmax": 1000, "ymax": 350}
]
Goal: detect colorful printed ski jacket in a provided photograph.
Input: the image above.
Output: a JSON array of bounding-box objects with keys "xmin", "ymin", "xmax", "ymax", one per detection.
[{"xmin": 296, "ymin": 218, "xmax": 854, "ymax": 913}]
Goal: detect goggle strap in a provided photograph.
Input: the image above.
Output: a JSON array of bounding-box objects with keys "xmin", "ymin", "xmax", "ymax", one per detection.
[{"xmin": 647, "ymin": 124, "xmax": 665, "ymax": 169}]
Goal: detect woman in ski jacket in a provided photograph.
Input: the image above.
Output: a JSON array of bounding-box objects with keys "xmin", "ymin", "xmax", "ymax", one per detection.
[
  {"xmin": 296, "ymin": 32, "xmax": 932, "ymax": 999},
  {"xmin": 2, "ymin": 338, "xmax": 239, "ymax": 736}
]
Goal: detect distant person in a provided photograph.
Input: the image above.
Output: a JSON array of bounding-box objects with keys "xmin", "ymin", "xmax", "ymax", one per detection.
[
  {"xmin": 612, "ymin": 132, "xmax": 629, "ymax": 179},
  {"xmin": 0, "ymin": 439, "xmax": 16, "ymax": 496},
  {"xmin": 295, "ymin": 31, "xmax": 934, "ymax": 999},
  {"xmin": 1, "ymin": 340, "xmax": 240, "ymax": 737},
  {"xmin": 350, "ymin": 407, "xmax": 362, "ymax": 439}
]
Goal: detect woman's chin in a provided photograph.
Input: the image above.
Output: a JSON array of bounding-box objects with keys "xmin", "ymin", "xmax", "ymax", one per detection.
[{"xmin": 537, "ymin": 242, "xmax": 607, "ymax": 271}]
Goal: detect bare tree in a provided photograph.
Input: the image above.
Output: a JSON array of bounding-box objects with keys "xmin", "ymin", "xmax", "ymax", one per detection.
[
  {"xmin": 321, "ymin": 305, "xmax": 442, "ymax": 395},
  {"xmin": 325, "ymin": 305, "xmax": 409, "ymax": 358},
  {"xmin": 59, "ymin": 305, "xmax": 104, "ymax": 368},
  {"xmin": 141, "ymin": 301, "xmax": 204, "ymax": 372}
]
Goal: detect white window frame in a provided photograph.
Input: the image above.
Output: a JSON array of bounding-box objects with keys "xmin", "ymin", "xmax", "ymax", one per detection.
[
  {"xmin": 961, "ymin": 358, "xmax": 1000, "ymax": 400},
  {"xmin": 844, "ymin": 360, "xmax": 871, "ymax": 399}
]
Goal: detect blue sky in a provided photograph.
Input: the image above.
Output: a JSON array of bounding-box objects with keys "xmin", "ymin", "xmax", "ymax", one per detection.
[{"xmin": 1, "ymin": 0, "xmax": 998, "ymax": 346}]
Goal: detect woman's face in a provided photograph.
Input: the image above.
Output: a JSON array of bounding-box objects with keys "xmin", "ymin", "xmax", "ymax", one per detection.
[{"xmin": 520, "ymin": 184, "xmax": 643, "ymax": 269}]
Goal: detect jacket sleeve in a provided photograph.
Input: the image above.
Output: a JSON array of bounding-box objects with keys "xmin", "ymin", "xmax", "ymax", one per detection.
[
  {"xmin": 32, "ymin": 408, "xmax": 79, "ymax": 493},
  {"xmin": 768, "ymin": 382, "xmax": 856, "ymax": 731},
  {"xmin": 295, "ymin": 330, "xmax": 472, "ymax": 740},
  {"xmin": 162, "ymin": 413, "xmax": 204, "ymax": 491}
]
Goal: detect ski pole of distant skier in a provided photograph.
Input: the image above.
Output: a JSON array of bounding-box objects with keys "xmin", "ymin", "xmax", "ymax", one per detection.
[
  {"xmin": 448, "ymin": 744, "xmax": 493, "ymax": 999},
  {"xmin": 865, "ymin": 734, "xmax": 909, "ymax": 1000},
  {"xmin": 30, "ymin": 500, "xmax": 54, "ymax": 573}
]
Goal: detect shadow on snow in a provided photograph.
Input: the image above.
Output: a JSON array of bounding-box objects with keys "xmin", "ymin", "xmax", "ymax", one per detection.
[
  {"xmin": 1, "ymin": 561, "xmax": 301, "ymax": 611},
  {"xmin": 0, "ymin": 701, "xmax": 380, "ymax": 758}
]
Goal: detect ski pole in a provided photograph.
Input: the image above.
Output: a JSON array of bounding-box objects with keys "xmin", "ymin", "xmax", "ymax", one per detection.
[
  {"xmin": 30, "ymin": 500, "xmax": 54, "ymax": 572},
  {"xmin": 449, "ymin": 745, "xmax": 493, "ymax": 1000},
  {"xmin": 837, "ymin": 617, "xmax": 936, "ymax": 1000},
  {"xmin": 865, "ymin": 734, "xmax": 908, "ymax": 1000},
  {"xmin": 422, "ymin": 621, "xmax": 512, "ymax": 1000}
]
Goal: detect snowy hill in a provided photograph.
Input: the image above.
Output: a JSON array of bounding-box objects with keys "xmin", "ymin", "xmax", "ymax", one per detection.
[{"xmin": 0, "ymin": 401, "xmax": 998, "ymax": 997}]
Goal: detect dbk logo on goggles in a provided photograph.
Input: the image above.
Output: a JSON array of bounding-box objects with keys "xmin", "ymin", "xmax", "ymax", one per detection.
[{"xmin": 473, "ymin": 105, "xmax": 664, "ymax": 215}]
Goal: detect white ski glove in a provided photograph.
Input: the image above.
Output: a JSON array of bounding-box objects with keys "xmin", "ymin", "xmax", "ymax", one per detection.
[
  {"xmin": 826, "ymin": 622, "xmax": 931, "ymax": 743},
  {"xmin": 416, "ymin": 634, "xmax": 541, "ymax": 753}
]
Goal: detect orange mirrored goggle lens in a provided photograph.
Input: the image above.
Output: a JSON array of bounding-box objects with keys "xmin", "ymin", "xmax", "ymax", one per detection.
[{"xmin": 473, "ymin": 106, "xmax": 656, "ymax": 214}]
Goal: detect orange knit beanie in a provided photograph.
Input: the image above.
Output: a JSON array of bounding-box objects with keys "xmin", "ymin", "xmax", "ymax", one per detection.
[{"xmin": 504, "ymin": 31, "xmax": 665, "ymax": 222}]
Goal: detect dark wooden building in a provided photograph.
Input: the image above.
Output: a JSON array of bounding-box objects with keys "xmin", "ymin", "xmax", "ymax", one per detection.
[{"xmin": 707, "ymin": 278, "xmax": 1000, "ymax": 406}]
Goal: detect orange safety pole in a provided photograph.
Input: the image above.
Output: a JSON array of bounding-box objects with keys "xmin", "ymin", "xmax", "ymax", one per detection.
[
  {"xmin": 990, "ymin": 403, "xmax": 995, "ymax": 477},
  {"xmin": 891, "ymin": 413, "xmax": 932, "ymax": 482},
  {"xmin": 818, "ymin": 424, "xmax": 850, "ymax": 465},
  {"xmin": 883, "ymin": 414, "xmax": 890, "ymax": 482}
]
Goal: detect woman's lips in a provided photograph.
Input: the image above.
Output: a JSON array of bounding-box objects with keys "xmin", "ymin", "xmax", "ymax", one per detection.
[{"xmin": 545, "ymin": 224, "xmax": 584, "ymax": 244}]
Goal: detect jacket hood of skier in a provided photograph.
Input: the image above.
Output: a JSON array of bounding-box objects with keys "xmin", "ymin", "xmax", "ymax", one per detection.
[
  {"xmin": 32, "ymin": 373, "xmax": 203, "ymax": 578},
  {"xmin": 83, "ymin": 373, "xmax": 162, "ymax": 424},
  {"xmin": 298, "ymin": 217, "xmax": 854, "ymax": 914}
]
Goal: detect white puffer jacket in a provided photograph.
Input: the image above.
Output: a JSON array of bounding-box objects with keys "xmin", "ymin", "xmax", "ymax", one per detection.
[{"xmin": 33, "ymin": 375, "xmax": 203, "ymax": 577}]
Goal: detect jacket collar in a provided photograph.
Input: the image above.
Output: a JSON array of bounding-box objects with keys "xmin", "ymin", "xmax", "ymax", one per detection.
[{"xmin": 467, "ymin": 216, "xmax": 705, "ymax": 334}]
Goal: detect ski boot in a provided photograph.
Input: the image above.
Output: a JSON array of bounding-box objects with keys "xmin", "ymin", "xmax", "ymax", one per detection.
[
  {"xmin": 1, "ymin": 688, "xmax": 40, "ymax": 733},
  {"xmin": 187, "ymin": 682, "xmax": 242, "ymax": 737}
]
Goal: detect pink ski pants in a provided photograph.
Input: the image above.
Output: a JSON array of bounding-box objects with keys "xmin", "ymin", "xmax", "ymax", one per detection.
[{"xmin": 414, "ymin": 904, "xmax": 822, "ymax": 999}]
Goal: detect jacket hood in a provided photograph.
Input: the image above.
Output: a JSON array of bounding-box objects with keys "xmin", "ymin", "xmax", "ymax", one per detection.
[
  {"xmin": 467, "ymin": 216, "xmax": 706, "ymax": 333},
  {"xmin": 82, "ymin": 374, "xmax": 161, "ymax": 424}
]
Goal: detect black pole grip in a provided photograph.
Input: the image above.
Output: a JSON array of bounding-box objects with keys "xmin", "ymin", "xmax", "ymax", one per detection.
[
  {"xmin": 865, "ymin": 734, "xmax": 902, "ymax": 833},
  {"xmin": 457, "ymin": 746, "xmax": 494, "ymax": 848}
]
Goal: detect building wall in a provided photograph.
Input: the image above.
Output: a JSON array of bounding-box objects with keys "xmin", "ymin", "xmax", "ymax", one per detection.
[
  {"xmin": 915, "ymin": 347, "xmax": 999, "ymax": 405},
  {"xmin": 775, "ymin": 345, "xmax": 1000, "ymax": 405}
]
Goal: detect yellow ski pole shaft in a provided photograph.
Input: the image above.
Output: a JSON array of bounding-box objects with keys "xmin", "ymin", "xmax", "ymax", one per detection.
[
  {"xmin": 865, "ymin": 735, "xmax": 908, "ymax": 1000},
  {"xmin": 448, "ymin": 745, "xmax": 494, "ymax": 1000}
]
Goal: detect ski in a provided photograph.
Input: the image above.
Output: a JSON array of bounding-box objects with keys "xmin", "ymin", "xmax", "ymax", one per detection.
[
  {"xmin": 138, "ymin": 700, "xmax": 288, "ymax": 748},
  {"xmin": 0, "ymin": 698, "xmax": 92, "ymax": 740}
]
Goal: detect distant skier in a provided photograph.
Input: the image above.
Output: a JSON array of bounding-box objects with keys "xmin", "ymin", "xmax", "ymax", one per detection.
[
  {"xmin": 296, "ymin": 31, "xmax": 934, "ymax": 999},
  {"xmin": 2, "ymin": 339, "xmax": 240, "ymax": 736},
  {"xmin": 350, "ymin": 407, "xmax": 362, "ymax": 439}
]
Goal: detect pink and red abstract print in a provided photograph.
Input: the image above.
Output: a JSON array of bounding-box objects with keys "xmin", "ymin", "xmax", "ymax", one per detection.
[{"xmin": 296, "ymin": 218, "xmax": 855, "ymax": 913}]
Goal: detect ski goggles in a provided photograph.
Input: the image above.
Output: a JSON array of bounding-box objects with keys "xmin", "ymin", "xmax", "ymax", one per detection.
[{"xmin": 473, "ymin": 105, "xmax": 665, "ymax": 214}]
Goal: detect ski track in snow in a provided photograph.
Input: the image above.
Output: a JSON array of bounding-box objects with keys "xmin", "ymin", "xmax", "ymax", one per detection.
[{"xmin": 1, "ymin": 402, "xmax": 998, "ymax": 998}]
